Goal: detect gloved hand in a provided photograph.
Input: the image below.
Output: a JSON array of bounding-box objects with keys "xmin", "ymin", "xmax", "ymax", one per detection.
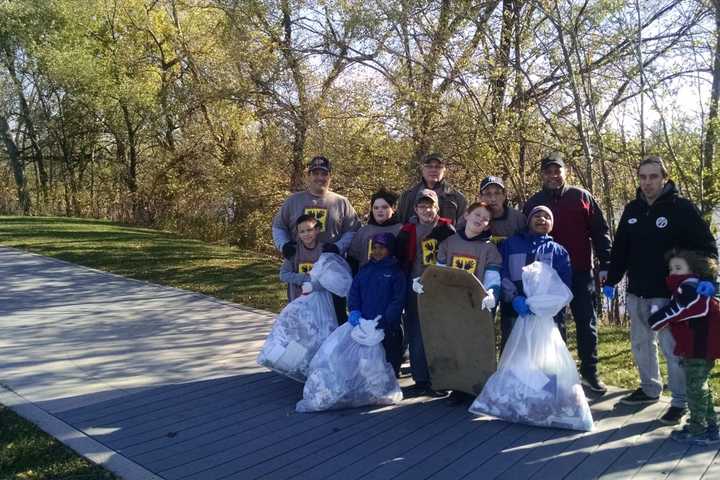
[
  {"xmin": 481, "ymin": 290, "xmax": 496, "ymax": 311},
  {"xmin": 412, "ymin": 277, "xmax": 424, "ymax": 294},
  {"xmin": 512, "ymin": 296, "xmax": 531, "ymax": 316},
  {"xmin": 282, "ymin": 241, "xmax": 296, "ymax": 260},
  {"xmin": 322, "ymin": 243, "xmax": 340, "ymax": 254},
  {"xmin": 301, "ymin": 282, "xmax": 313, "ymax": 294},
  {"xmin": 697, "ymin": 281, "xmax": 717, "ymax": 297},
  {"xmin": 348, "ymin": 310, "xmax": 362, "ymax": 326},
  {"xmin": 602, "ymin": 285, "xmax": 616, "ymax": 300}
]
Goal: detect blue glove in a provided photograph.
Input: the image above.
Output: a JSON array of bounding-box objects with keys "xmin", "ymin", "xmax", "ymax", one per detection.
[
  {"xmin": 512, "ymin": 296, "xmax": 531, "ymax": 316},
  {"xmin": 602, "ymin": 285, "xmax": 616, "ymax": 300},
  {"xmin": 348, "ymin": 310, "xmax": 361, "ymax": 326},
  {"xmin": 697, "ymin": 281, "xmax": 717, "ymax": 297}
]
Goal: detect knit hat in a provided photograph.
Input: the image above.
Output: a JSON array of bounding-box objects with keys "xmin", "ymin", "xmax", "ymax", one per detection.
[
  {"xmin": 371, "ymin": 232, "xmax": 397, "ymax": 256},
  {"xmin": 528, "ymin": 205, "xmax": 554, "ymax": 224}
]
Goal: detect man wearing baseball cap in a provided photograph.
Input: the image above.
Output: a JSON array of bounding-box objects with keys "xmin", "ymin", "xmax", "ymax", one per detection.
[
  {"xmin": 479, "ymin": 175, "xmax": 526, "ymax": 244},
  {"xmin": 523, "ymin": 151, "xmax": 612, "ymax": 394},
  {"xmin": 396, "ymin": 152, "xmax": 467, "ymax": 225},
  {"xmin": 272, "ymin": 155, "xmax": 360, "ymax": 318}
]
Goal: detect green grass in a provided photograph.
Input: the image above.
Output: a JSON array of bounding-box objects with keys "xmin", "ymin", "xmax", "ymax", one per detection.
[
  {"xmin": 0, "ymin": 405, "xmax": 118, "ymax": 480},
  {"xmin": 0, "ymin": 216, "xmax": 287, "ymax": 312}
]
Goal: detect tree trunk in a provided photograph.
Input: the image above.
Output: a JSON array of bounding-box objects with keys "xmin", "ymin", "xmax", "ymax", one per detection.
[
  {"xmin": 0, "ymin": 115, "xmax": 31, "ymax": 213},
  {"xmin": 701, "ymin": 1, "xmax": 720, "ymax": 218}
]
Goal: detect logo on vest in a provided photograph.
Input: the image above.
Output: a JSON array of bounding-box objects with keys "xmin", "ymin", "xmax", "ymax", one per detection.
[
  {"xmin": 628, "ymin": 218, "xmax": 637, "ymax": 224},
  {"xmin": 656, "ymin": 216, "xmax": 668, "ymax": 229}
]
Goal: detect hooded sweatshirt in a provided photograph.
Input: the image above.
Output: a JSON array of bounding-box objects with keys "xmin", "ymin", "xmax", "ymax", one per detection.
[{"xmin": 348, "ymin": 216, "xmax": 402, "ymax": 269}]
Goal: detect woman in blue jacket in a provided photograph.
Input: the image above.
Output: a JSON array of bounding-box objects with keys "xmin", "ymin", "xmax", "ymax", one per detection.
[{"xmin": 348, "ymin": 232, "xmax": 407, "ymax": 376}]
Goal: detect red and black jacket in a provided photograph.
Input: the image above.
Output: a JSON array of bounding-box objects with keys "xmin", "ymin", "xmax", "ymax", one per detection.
[
  {"xmin": 648, "ymin": 274, "xmax": 720, "ymax": 360},
  {"xmin": 396, "ymin": 217, "xmax": 455, "ymax": 272},
  {"xmin": 523, "ymin": 184, "xmax": 611, "ymax": 273}
]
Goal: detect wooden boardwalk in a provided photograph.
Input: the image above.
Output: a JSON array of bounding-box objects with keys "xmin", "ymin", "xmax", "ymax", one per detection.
[{"xmin": 1, "ymin": 246, "xmax": 719, "ymax": 479}]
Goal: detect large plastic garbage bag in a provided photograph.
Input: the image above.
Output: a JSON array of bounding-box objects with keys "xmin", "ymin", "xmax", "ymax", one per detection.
[
  {"xmin": 257, "ymin": 253, "xmax": 352, "ymax": 382},
  {"xmin": 295, "ymin": 317, "xmax": 403, "ymax": 412},
  {"xmin": 469, "ymin": 261, "xmax": 594, "ymax": 431}
]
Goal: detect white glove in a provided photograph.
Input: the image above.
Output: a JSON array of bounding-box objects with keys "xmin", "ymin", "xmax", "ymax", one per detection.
[
  {"xmin": 412, "ymin": 277, "xmax": 424, "ymax": 294},
  {"xmin": 481, "ymin": 291, "xmax": 496, "ymax": 311},
  {"xmin": 650, "ymin": 305, "xmax": 659, "ymax": 314},
  {"xmin": 301, "ymin": 282, "xmax": 313, "ymax": 294}
]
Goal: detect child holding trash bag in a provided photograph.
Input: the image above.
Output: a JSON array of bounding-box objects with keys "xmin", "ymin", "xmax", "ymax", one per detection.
[
  {"xmin": 498, "ymin": 205, "xmax": 572, "ymax": 351},
  {"xmin": 647, "ymin": 249, "xmax": 720, "ymax": 445},
  {"xmin": 396, "ymin": 188, "xmax": 455, "ymax": 396},
  {"xmin": 436, "ymin": 201, "xmax": 503, "ymax": 403},
  {"xmin": 279, "ymin": 214, "xmax": 324, "ymax": 301},
  {"xmin": 347, "ymin": 232, "xmax": 407, "ymax": 376}
]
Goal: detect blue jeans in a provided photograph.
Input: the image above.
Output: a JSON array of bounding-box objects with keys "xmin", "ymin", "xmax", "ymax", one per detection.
[{"xmin": 403, "ymin": 291, "xmax": 430, "ymax": 384}]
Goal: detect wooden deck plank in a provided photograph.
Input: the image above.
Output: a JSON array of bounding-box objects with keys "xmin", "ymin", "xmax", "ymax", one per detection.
[
  {"xmin": 494, "ymin": 389, "xmax": 627, "ymax": 480},
  {"xmin": 245, "ymin": 396, "xmax": 443, "ymax": 480},
  {"xmin": 120, "ymin": 382, "xmax": 301, "ymax": 456},
  {"xmin": 154, "ymin": 401, "xmax": 401, "ymax": 478},
  {"xmin": 563, "ymin": 399, "xmax": 668, "ymax": 479},
  {"xmin": 295, "ymin": 401, "xmax": 467, "ymax": 480},
  {"xmin": 61, "ymin": 373, "xmax": 274, "ymax": 427},
  {"xmin": 186, "ymin": 398, "xmax": 456, "ymax": 480},
  {"xmin": 140, "ymin": 395, "xmax": 345, "ymax": 473},
  {"xmin": 112, "ymin": 377, "xmax": 300, "ymax": 452},
  {"xmin": 667, "ymin": 446, "xmax": 719, "ymax": 479},
  {"xmin": 390, "ymin": 417, "xmax": 512, "ymax": 480}
]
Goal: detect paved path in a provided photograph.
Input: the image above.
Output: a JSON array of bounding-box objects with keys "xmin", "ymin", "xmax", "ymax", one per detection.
[{"xmin": 2, "ymin": 246, "xmax": 719, "ymax": 479}]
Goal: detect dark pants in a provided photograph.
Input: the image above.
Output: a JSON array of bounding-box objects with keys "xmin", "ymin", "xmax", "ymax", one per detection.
[
  {"xmin": 565, "ymin": 270, "xmax": 599, "ymax": 378},
  {"xmin": 332, "ymin": 293, "xmax": 348, "ymax": 325},
  {"xmin": 403, "ymin": 291, "xmax": 430, "ymax": 384},
  {"xmin": 382, "ymin": 329, "xmax": 404, "ymax": 377}
]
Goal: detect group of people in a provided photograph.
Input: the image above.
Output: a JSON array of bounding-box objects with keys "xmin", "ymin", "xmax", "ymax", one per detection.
[{"xmin": 271, "ymin": 151, "xmax": 720, "ymax": 445}]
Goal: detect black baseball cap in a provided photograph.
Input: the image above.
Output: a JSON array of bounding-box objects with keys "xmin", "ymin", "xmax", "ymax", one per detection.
[
  {"xmin": 308, "ymin": 155, "xmax": 331, "ymax": 172},
  {"xmin": 421, "ymin": 152, "xmax": 445, "ymax": 165},
  {"xmin": 540, "ymin": 151, "xmax": 565, "ymax": 169},
  {"xmin": 480, "ymin": 176, "xmax": 505, "ymax": 192}
]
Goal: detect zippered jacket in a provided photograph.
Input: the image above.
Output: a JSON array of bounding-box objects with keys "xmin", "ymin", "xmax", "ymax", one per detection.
[{"xmin": 607, "ymin": 181, "xmax": 717, "ymax": 298}]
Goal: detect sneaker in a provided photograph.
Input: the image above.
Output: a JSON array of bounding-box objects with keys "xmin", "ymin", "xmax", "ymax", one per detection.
[
  {"xmin": 619, "ymin": 388, "xmax": 660, "ymax": 405},
  {"xmin": 671, "ymin": 425, "xmax": 720, "ymax": 445},
  {"xmin": 581, "ymin": 375, "xmax": 608, "ymax": 394},
  {"xmin": 447, "ymin": 390, "xmax": 474, "ymax": 405},
  {"xmin": 660, "ymin": 406, "xmax": 687, "ymax": 425}
]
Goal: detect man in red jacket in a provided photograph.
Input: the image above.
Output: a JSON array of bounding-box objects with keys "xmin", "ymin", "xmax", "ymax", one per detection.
[{"xmin": 524, "ymin": 152, "xmax": 612, "ymax": 394}]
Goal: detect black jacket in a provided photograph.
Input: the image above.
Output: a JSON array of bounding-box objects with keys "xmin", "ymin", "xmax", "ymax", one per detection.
[{"xmin": 607, "ymin": 181, "xmax": 717, "ymax": 298}]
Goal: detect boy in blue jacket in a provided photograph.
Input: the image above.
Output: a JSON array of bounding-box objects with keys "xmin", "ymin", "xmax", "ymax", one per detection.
[
  {"xmin": 499, "ymin": 205, "xmax": 572, "ymax": 351},
  {"xmin": 348, "ymin": 232, "xmax": 407, "ymax": 376}
]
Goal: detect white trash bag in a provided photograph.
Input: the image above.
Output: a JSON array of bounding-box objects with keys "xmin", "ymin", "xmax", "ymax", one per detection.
[
  {"xmin": 257, "ymin": 253, "xmax": 353, "ymax": 382},
  {"xmin": 469, "ymin": 261, "xmax": 594, "ymax": 431},
  {"xmin": 296, "ymin": 317, "xmax": 403, "ymax": 412}
]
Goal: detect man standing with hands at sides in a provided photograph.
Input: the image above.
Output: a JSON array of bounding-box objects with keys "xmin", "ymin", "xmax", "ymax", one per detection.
[
  {"xmin": 272, "ymin": 155, "xmax": 361, "ymax": 322},
  {"xmin": 604, "ymin": 156, "xmax": 717, "ymax": 424},
  {"xmin": 523, "ymin": 151, "xmax": 612, "ymax": 395},
  {"xmin": 397, "ymin": 152, "xmax": 467, "ymax": 225},
  {"xmin": 479, "ymin": 175, "xmax": 526, "ymax": 244}
]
